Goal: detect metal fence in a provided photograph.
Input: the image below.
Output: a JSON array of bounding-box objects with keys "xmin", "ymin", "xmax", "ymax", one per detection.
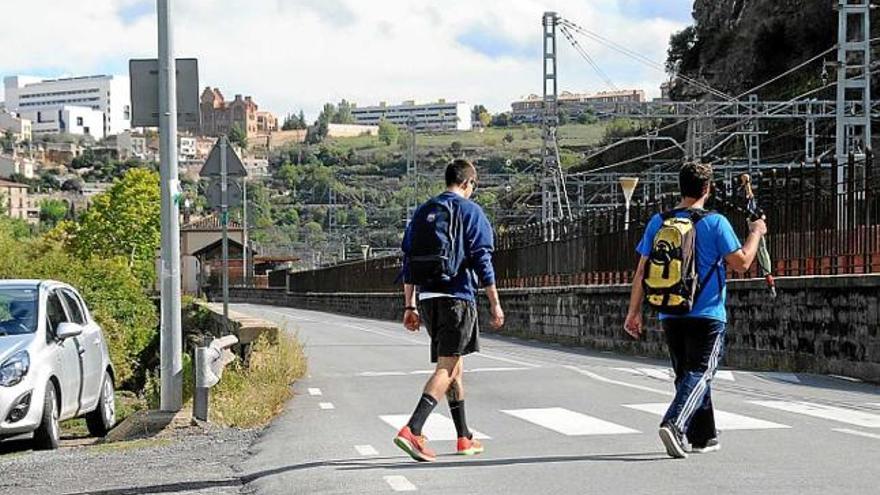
[{"xmin": 286, "ymin": 154, "xmax": 880, "ymax": 292}]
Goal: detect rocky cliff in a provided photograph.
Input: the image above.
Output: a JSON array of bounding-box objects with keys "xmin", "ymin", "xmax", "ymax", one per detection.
[{"xmin": 670, "ymin": 0, "xmax": 838, "ymax": 99}]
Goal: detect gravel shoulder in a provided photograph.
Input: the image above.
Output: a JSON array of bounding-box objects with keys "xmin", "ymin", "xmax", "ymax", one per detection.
[{"xmin": 0, "ymin": 424, "xmax": 259, "ymax": 495}]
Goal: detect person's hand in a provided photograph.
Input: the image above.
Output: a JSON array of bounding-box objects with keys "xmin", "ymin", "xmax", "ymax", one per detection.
[
  {"xmin": 489, "ymin": 303, "xmax": 505, "ymax": 330},
  {"xmin": 403, "ymin": 309, "xmax": 420, "ymax": 332},
  {"xmin": 624, "ymin": 311, "xmax": 642, "ymax": 339},
  {"xmin": 749, "ymin": 217, "xmax": 767, "ymax": 236}
]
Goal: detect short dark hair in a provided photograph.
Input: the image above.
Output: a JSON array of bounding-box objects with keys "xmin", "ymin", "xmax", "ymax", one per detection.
[
  {"xmin": 445, "ymin": 159, "xmax": 477, "ymax": 187},
  {"xmin": 679, "ymin": 162, "xmax": 713, "ymax": 199}
]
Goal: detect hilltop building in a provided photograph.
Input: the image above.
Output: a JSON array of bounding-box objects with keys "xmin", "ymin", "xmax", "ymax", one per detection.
[
  {"xmin": 511, "ymin": 89, "xmax": 646, "ymax": 123},
  {"xmin": 351, "ymin": 100, "xmax": 471, "ymax": 132},
  {"xmin": 199, "ymin": 87, "xmax": 278, "ymax": 139}
]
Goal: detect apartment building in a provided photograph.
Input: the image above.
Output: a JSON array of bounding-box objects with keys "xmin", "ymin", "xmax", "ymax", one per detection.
[
  {"xmin": 351, "ymin": 99, "xmax": 472, "ymax": 132},
  {"xmin": 511, "ymin": 89, "xmax": 646, "ymax": 123}
]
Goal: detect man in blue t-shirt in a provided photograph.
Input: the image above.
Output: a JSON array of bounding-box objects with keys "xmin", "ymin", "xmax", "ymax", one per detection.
[{"xmin": 624, "ymin": 162, "xmax": 767, "ymax": 459}]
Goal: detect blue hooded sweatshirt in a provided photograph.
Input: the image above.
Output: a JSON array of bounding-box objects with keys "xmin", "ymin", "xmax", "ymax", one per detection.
[{"xmin": 401, "ymin": 191, "xmax": 496, "ymax": 302}]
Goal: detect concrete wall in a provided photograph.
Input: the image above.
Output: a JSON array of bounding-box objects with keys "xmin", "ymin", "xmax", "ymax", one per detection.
[{"xmin": 223, "ymin": 274, "xmax": 880, "ymax": 382}]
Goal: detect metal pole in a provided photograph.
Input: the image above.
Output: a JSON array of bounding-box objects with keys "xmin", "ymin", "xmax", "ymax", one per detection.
[
  {"xmin": 158, "ymin": 0, "xmax": 182, "ymax": 412},
  {"xmin": 242, "ymin": 177, "xmax": 248, "ymax": 287},
  {"xmin": 220, "ymin": 136, "xmax": 229, "ymax": 323}
]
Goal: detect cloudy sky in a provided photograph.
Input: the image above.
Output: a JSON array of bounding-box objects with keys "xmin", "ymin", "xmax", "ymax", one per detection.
[{"xmin": 0, "ymin": 0, "xmax": 693, "ymax": 120}]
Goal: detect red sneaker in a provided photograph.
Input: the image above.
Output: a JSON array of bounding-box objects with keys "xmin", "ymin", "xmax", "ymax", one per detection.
[
  {"xmin": 394, "ymin": 426, "xmax": 436, "ymax": 462},
  {"xmin": 456, "ymin": 436, "xmax": 484, "ymax": 456}
]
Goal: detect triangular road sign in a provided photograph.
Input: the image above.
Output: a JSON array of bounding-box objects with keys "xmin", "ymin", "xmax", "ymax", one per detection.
[{"xmin": 200, "ymin": 136, "xmax": 247, "ymax": 177}]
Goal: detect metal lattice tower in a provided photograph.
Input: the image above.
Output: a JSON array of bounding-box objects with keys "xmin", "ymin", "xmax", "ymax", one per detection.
[
  {"xmin": 836, "ymin": 0, "xmax": 872, "ymax": 166},
  {"xmin": 541, "ymin": 11, "xmax": 571, "ymax": 225}
]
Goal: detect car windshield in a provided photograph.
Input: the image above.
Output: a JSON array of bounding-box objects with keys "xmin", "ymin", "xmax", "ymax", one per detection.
[{"xmin": 0, "ymin": 288, "xmax": 39, "ymax": 336}]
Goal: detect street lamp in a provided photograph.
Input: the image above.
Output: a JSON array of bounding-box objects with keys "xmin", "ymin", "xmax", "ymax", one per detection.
[{"xmin": 619, "ymin": 177, "xmax": 639, "ymax": 231}]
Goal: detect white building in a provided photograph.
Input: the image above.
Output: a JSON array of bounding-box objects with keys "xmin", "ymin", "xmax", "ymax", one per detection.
[
  {"xmin": 20, "ymin": 105, "xmax": 105, "ymax": 139},
  {"xmin": 0, "ymin": 112, "xmax": 32, "ymax": 143},
  {"xmin": 351, "ymin": 100, "xmax": 471, "ymax": 132},
  {"xmin": 3, "ymin": 75, "xmax": 131, "ymax": 137},
  {"xmin": 0, "ymin": 154, "xmax": 36, "ymax": 180}
]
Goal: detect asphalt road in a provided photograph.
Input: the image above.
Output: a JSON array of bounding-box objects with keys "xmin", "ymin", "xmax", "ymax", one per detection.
[{"xmin": 232, "ymin": 303, "xmax": 880, "ymax": 495}]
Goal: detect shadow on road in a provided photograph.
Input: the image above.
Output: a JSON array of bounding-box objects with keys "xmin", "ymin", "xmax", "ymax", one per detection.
[{"xmin": 60, "ymin": 452, "xmax": 668, "ymax": 494}]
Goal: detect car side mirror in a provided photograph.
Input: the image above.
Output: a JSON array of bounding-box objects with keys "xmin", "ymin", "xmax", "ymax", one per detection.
[{"xmin": 56, "ymin": 322, "xmax": 83, "ymax": 340}]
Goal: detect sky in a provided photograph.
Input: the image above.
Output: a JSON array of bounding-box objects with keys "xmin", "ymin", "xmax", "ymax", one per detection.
[{"xmin": 0, "ymin": 0, "xmax": 693, "ymax": 120}]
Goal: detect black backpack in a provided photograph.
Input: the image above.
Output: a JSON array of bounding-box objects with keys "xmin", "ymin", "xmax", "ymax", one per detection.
[{"xmin": 405, "ymin": 197, "xmax": 463, "ymax": 286}]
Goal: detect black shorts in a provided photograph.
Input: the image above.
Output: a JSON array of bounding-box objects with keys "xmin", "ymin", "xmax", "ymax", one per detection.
[{"xmin": 419, "ymin": 298, "xmax": 479, "ymax": 363}]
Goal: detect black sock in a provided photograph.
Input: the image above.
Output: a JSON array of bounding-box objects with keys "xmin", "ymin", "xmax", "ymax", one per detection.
[
  {"xmin": 449, "ymin": 400, "xmax": 470, "ymax": 439},
  {"xmin": 407, "ymin": 394, "xmax": 438, "ymax": 436}
]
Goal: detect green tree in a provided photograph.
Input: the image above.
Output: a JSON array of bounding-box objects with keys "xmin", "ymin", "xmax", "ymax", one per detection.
[
  {"xmin": 228, "ymin": 124, "xmax": 248, "ymax": 149},
  {"xmin": 503, "ymin": 132, "xmax": 515, "ymax": 144},
  {"xmin": 0, "ymin": 131, "xmax": 14, "ymax": 152},
  {"xmin": 69, "ymin": 168, "xmax": 161, "ymax": 286},
  {"xmin": 472, "ymin": 105, "xmax": 491, "ymax": 128},
  {"xmin": 40, "ymin": 199, "xmax": 68, "ymax": 226},
  {"xmin": 349, "ymin": 205, "xmax": 367, "ymax": 227},
  {"xmin": 666, "ymin": 26, "xmax": 697, "ymax": 74},
  {"xmin": 333, "ymin": 99, "xmax": 355, "ymax": 124},
  {"xmin": 282, "ymin": 110, "xmax": 308, "ymax": 130},
  {"xmin": 491, "ymin": 112, "xmax": 510, "ymax": 127},
  {"xmin": 378, "ymin": 118, "xmax": 399, "ymax": 146},
  {"xmin": 449, "ymin": 141, "xmax": 463, "ymax": 155}
]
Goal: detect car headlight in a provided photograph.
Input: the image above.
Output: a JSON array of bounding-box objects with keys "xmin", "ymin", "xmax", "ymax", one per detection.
[{"xmin": 0, "ymin": 351, "xmax": 29, "ymax": 387}]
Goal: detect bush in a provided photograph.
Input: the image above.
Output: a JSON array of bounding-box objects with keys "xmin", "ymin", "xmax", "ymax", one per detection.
[
  {"xmin": 209, "ymin": 333, "xmax": 307, "ymax": 427},
  {"xmin": 0, "ymin": 220, "xmax": 156, "ymax": 388}
]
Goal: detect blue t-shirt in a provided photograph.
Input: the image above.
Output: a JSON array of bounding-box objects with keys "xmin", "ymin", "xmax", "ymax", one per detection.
[{"xmin": 636, "ymin": 211, "xmax": 742, "ymax": 322}]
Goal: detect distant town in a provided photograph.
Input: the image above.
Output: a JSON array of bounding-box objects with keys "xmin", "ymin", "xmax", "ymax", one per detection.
[{"xmin": 0, "ymin": 71, "xmax": 659, "ymax": 231}]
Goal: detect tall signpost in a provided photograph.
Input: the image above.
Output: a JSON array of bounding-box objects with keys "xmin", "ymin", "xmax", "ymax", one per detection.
[
  {"xmin": 201, "ymin": 136, "xmax": 247, "ymax": 325},
  {"xmin": 130, "ymin": 1, "xmax": 199, "ymax": 412},
  {"xmin": 157, "ymin": 0, "xmax": 182, "ymax": 412}
]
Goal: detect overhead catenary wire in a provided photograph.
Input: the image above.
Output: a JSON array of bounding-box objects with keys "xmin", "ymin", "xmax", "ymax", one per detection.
[
  {"xmin": 570, "ymin": 67, "xmax": 880, "ymax": 176},
  {"xmin": 558, "ymin": 24, "xmax": 618, "ymax": 92}
]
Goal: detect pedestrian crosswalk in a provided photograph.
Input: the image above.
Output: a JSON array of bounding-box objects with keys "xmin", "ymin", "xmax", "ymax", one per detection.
[
  {"xmin": 379, "ymin": 414, "xmax": 491, "ymax": 441},
  {"xmin": 378, "ymin": 400, "xmax": 879, "ymax": 441},
  {"xmin": 750, "ymin": 400, "xmax": 880, "ymax": 428},
  {"xmin": 623, "ymin": 403, "xmax": 790, "ymax": 430},
  {"xmin": 611, "ymin": 367, "xmax": 736, "ymax": 382},
  {"xmin": 501, "ymin": 407, "xmax": 639, "ymax": 436}
]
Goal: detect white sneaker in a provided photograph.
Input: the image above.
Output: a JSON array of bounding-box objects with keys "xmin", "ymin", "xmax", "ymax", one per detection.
[{"xmin": 691, "ymin": 438, "xmax": 721, "ymax": 454}]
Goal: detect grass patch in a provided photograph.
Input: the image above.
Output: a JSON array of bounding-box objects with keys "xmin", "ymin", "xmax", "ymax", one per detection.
[
  {"xmin": 90, "ymin": 437, "xmax": 173, "ymax": 453},
  {"xmin": 209, "ymin": 332, "xmax": 307, "ymax": 428},
  {"xmin": 327, "ymin": 123, "xmax": 606, "ymax": 155},
  {"xmin": 61, "ymin": 391, "xmax": 146, "ymax": 438}
]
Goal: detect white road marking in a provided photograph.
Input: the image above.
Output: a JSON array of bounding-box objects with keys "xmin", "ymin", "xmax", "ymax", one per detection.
[
  {"xmin": 359, "ymin": 367, "xmax": 530, "ymax": 377},
  {"xmin": 832, "ymin": 428, "xmax": 880, "ymax": 440},
  {"xmin": 319, "ymin": 402, "xmax": 335, "ymax": 410},
  {"xmin": 355, "ymin": 444, "xmax": 379, "ymax": 456},
  {"xmin": 565, "ymin": 366, "xmax": 672, "ymax": 396},
  {"xmin": 477, "ymin": 352, "xmax": 541, "ymax": 368},
  {"xmin": 715, "ymin": 370, "xmax": 735, "ymax": 382},
  {"xmin": 467, "ymin": 366, "xmax": 531, "ymax": 373},
  {"xmin": 830, "ymin": 375, "xmax": 863, "ymax": 383},
  {"xmin": 308, "ymin": 388, "xmax": 322, "ymax": 396},
  {"xmin": 750, "ymin": 401, "xmax": 880, "ymax": 428},
  {"xmin": 613, "ymin": 367, "xmax": 734, "ymax": 382},
  {"xmin": 752, "ymin": 372, "xmax": 802, "ymax": 384},
  {"xmin": 501, "ymin": 407, "xmax": 639, "ymax": 436},
  {"xmin": 380, "ymin": 414, "xmax": 490, "ymax": 441},
  {"xmin": 624, "ymin": 403, "xmax": 790, "ymax": 430},
  {"xmin": 384, "ymin": 475, "xmax": 417, "ymax": 492}
]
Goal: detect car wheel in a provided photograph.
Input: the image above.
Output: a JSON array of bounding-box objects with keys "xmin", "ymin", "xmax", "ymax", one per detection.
[
  {"xmin": 85, "ymin": 371, "xmax": 115, "ymax": 437},
  {"xmin": 33, "ymin": 383, "xmax": 60, "ymax": 450}
]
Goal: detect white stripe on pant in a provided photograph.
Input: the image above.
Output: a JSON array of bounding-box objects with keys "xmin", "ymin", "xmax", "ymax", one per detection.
[{"xmin": 673, "ymin": 331, "xmax": 724, "ymax": 432}]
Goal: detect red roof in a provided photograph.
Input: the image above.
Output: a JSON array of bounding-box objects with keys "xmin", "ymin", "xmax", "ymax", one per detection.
[{"xmin": 181, "ymin": 214, "xmax": 243, "ymax": 231}]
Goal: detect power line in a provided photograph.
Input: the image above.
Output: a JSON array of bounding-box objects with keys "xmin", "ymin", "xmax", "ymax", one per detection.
[{"xmin": 558, "ymin": 25, "xmax": 618, "ymax": 92}]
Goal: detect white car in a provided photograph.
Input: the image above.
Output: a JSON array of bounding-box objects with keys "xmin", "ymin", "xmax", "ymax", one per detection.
[{"xmin": 0, "ymin": 280, "xmax": 116, "ymax": 450}]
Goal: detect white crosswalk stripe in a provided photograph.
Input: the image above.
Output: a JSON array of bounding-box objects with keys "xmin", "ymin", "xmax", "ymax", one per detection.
[
  {"xmin": 750, "ymin": 401, "xmax": 880, "ymax": 428},
  {"xmin": 380, "ymin": 414, "xmax": 490, "ymax": 441},
  {"xmin": 501, "ymin": 407, "xmax": 639, "ymax": 436},
  {"xmin": 832, "ymin": 428, "xmax": 880, "ymax": 440},
  {"xmin": 612, "ymin": 367, "xmax": 735, "ymax": 382},
  {"xmin": 384, "ymin": 475, "xmax": 417, "ymax": 492},
  {"xmin": 623, "ymin": 403, "xmax": 790, "ymax": 430}
]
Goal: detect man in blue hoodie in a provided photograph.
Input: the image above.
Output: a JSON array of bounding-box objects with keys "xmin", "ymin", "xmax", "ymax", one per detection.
[{"xmin": 394, "ymin": 159, "xmax": 505, "ymax": 462}]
